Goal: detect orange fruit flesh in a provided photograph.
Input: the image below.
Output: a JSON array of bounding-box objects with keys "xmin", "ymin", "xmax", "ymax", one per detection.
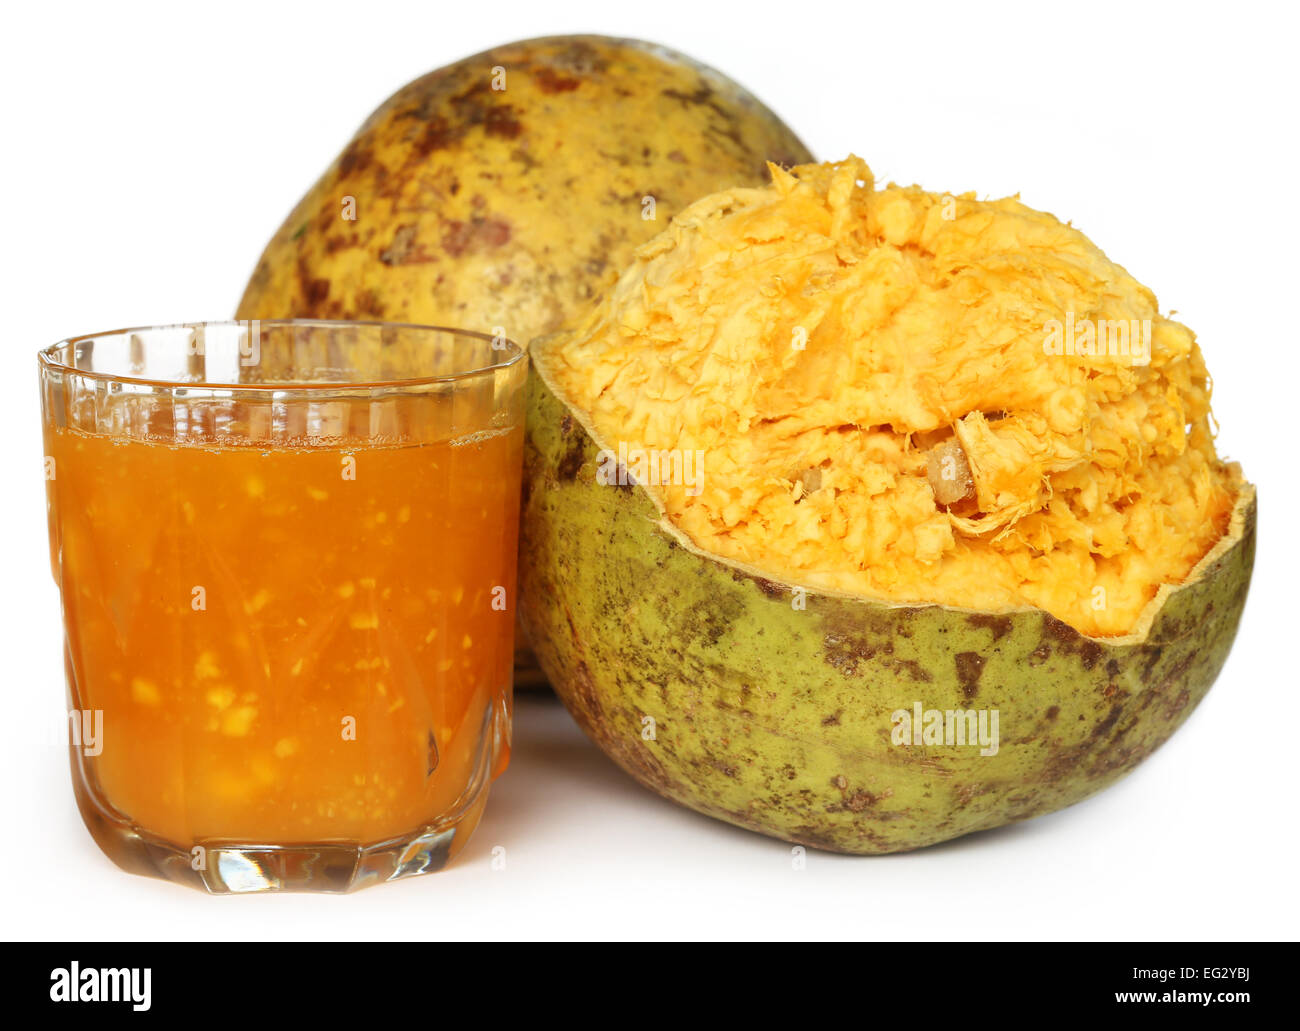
[{"xmin": 547, "ymin": 157, "xmax": 1240, "ymax": 637}]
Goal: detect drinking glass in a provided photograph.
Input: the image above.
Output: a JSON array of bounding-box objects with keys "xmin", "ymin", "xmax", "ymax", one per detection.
[{"xmin": 39, "ymin": 320, "xmax": 525, "ymax": 892}]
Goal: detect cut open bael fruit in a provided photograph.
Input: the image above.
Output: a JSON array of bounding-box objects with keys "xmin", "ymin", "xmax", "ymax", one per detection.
[{"xmin": 520, "ymin": 157, "xmax": 1255, "ymax": 854}]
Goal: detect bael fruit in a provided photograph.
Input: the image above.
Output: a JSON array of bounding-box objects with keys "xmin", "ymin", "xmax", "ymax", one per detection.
[
  {"xmin": 237, "ymin": 35, "xmax": 810, "ymax": 335},
  {"xmin": 519, "ymin": 158, "xmax": 1255, "ymax": 853},
  {"xmin": 235, "ymin": 33, "xmax": 812, "ymax": 683}
]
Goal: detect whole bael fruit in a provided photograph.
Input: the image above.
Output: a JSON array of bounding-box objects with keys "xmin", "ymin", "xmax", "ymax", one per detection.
[
  {"xmin": 235, "ymin": 34, "xmax": 812, "ymax": 684},
  {"xmin": 236, "ymin": 33, "xmax": 811, "ymax": 344},
  {"xmin": 520, "ymin": 157, "xmax": 1255, "ymax": 853}
]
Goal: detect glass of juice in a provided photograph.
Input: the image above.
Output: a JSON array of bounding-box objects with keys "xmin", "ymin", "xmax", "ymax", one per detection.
[{"xmin": 39, "ymin": 320, "xmax": 526, "ymax": 893}]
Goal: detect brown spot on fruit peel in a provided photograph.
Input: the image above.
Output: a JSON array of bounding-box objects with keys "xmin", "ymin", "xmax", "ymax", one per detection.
[
  {"xmin": 550, "ymin": 40, "xmax": 609, "ymax": 75},
  {"xmin": 1041, "ymin": 615, "xmax": 1105, "ymax": 671},
  {"xmin": 410, "ymin": 117, "xmax": 459, "ymax": 158},
  {"xmin": 967, "ymin": 613, "xmax": 1013, "ymax": 641},
  {"xmin": 555, "ymin": 436, "xmax": 585, "ymax": 483},
  {"xmin": 441, "ymin": 218, "xmax": 512, "ymax": 258},
  {"xmin": 954, "ymin": 651, "xmax": 986, "ymax": 700},
  {"xmin": 303, "ymin": 277, "xmax": 330, "ymax": 309},
  {"xmin": 483, "ymin": 106, "xmax": 523, "ymax": 139},
  {"xmin": 295, "ymin": 257, "xmax": 331, "ymax": 311},
  {"xmin": 534, "ymin": 67, "xmax": 581, "ymax": 93},
  {"xmin": 1089, "ymin": 703, "xmax": 1124, "ymax": 741},
  {"xmin": 337, "ymin": 139, "xmax": 373, "ymax": 176},
  {"xmin": 661, "ymin": 83, "xmax": 718, "ymax": 110},
  {"xmin": 822, "ymin": 632, "xmax": 876, "ymax": 677},
  {"xmin": 379, "ymin": 224, "xmax": 425, "ymax": 266}
]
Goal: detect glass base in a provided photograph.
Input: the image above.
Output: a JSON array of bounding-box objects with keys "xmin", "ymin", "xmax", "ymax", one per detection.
[
  {"xmin": 72, "ymin": 782, "xmax": 490, "ymax": 894},
  {"xmin": 69, "ymin": 697, "xmax": 505, "ymax": 894}
]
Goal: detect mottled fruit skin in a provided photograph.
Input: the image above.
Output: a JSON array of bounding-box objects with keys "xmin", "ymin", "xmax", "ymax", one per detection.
[
  {"xmin": 520, "ymin": 369, "xmax": 1257, "ymax": 854},
  {"xmin": 236, "ymin": 34, "xmax": 812, "ymax": 343}
]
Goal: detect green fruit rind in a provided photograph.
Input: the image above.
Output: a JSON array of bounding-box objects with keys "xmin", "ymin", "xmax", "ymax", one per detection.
[{"xmin": 519, "ymin": 358, "xmax": 1257, "ymax": 854}]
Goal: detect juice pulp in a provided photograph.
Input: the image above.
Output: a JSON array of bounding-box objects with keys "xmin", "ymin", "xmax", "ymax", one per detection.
[{"xmin": 46, "ymin": 412, "xmax": 521, "ymax": 846}]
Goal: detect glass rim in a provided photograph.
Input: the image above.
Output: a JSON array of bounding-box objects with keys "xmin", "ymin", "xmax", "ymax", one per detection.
[{"xmin": 37, "ymin": 318, "xmax": 527, "ymax": 391}]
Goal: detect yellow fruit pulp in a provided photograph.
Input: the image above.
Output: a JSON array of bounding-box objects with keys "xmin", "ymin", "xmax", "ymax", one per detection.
[{"xmin": 545, "ymin": 157, "xmax": 1240, "ymax": 637}]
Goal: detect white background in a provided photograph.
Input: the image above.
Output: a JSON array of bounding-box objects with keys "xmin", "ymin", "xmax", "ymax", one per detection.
[{"xmin": 2, "ymin": 0, "xmax": 1296, "ymax": 941}]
